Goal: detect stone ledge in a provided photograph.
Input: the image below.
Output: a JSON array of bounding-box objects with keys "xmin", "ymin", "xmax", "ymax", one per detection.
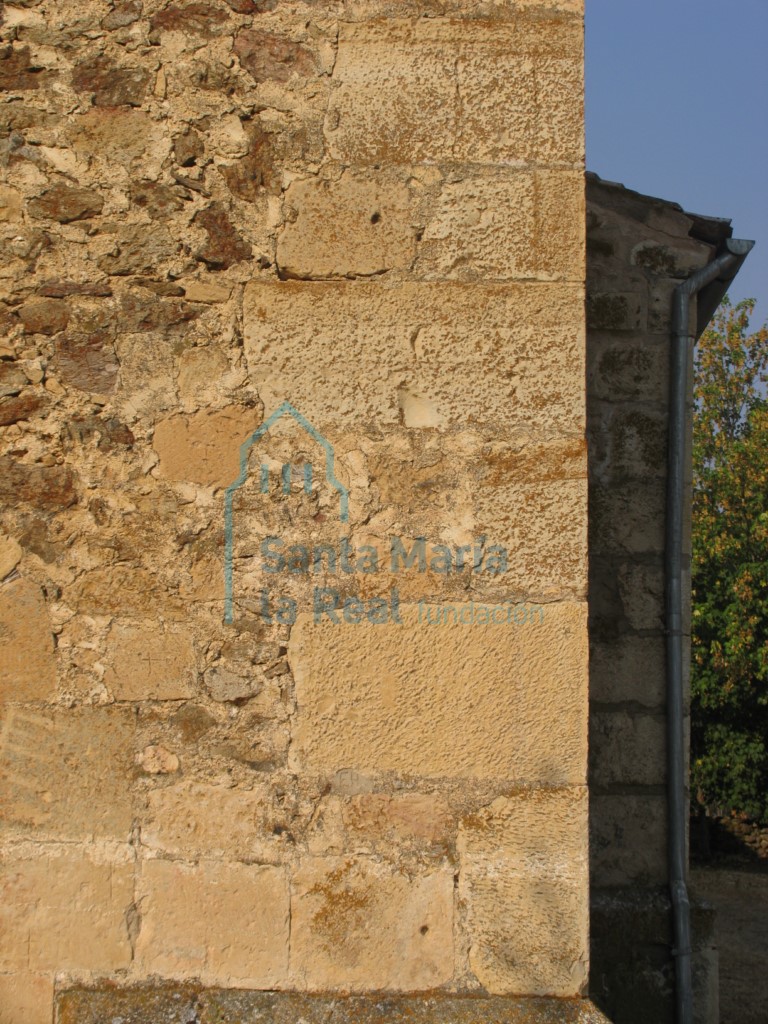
[{"xmin": 56, "ymin": 986, "xmax": 613, "ymax": 1024}]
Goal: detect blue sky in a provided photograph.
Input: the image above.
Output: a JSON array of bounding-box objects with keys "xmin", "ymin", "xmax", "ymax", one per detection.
[{"xmin": 586, "ymin": 0, "xmax": 768, "ymax": 328}]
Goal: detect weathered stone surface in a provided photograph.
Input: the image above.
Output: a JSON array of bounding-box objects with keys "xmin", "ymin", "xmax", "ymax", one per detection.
[
  {"xmin": 326, "ymin": 20, "xmax": 582, "ymax": 166},
  {"xmin": 56, "ymin": 987, "xmax": 612, "ymax": 1024},
  {"xmin": 152, "ymin": 405, "xmax": 262, "ymax": 488},
  {"xmin": 289, "ymin": 602, "xmax": 587, "ymax": 782},
  {"xmin": 0, "ymin": 578, "xmax": 56, "ymax": 702},
  {"xmin": 56, "ymin": 332, "xmax": 119, "ymax": 393},
  {"xmin": 72, "ymin": 57, "xmax": 150, "ymax": 106},
  {"xmin": 141, "ymin": 781, "xmax": 273, "ymax": 858},
  {"xmin": 0, "ymin": 458, "xmax": 77, "ymax": 510},
  {"xmin": 203, "ymin": 664, "xmax": 262, "ymax": 702},
  {"xmin": 0, "ymin": 391, "xmax": 46, "ymax": 425},
  {"xmin": 278, "ymin": 171, "xmax": 416, "ymax": 279},
  {"xmin": 458, "ymin": 789, "xmax": 588, "ymax": 995},
  {"xmin": 0, "ymin": 973, "xmax": 53, "ymax": 1024},
  {"xmin": 0, "ymin": 845, "xmax": 133, "ymax": 972},
  {"xmin": 67, "ymin": 108, "xmax": 162, "ymax": 168},
  {"xmin": 72, "ymin": 566, "xmax": 184, "ymax": 619},
  {"xmin": 103, "ymin": 621, "xmax": 196, "ymax": 700},
  {"xmin": 0, "ymin": 707, "xmax": 135, "ymax": 840},
  {"xmin": 589, "ymin": 710, "xmax": 666, "ymax": 787},
  {"xmin": 173, "ymin": 127, "xmax": 204, "ymax": 167},
  {"xmin": 150, "ymin": 3, "xmax": 230, "ymax": 38},
  {"xmin": 102, "ymin": 0, "xmax": 142, "ymax": 30},
  {"xmin": 194, "ymin": 202, "xmax": 252, "ymax": 269},
  {"xmin": 589, "ymin": 794, "xmax": 666, "ymax": 887},
  {"xmin": 291, "ymin": 857, "xmax": 454, "ymax": 991},
  {"xmin": 135, "ymin": 860, "xmax": 289, "ymax": 985},
  {"xmin": 18, "ymin": 298, "xmax": 69, "ymax": 335},
  {"xmin": 0, "ymin": 535, "xmax": 22, "ymax": 580},
  {"xmin": 343, "ymin": 791, "xmax": 452, "ymax": 847},
  {"xmin": 0, "ymin": 362, "xmax": 26, "ymax": 398},
  {"xmin": 99, "ymin": 225, "xmax": 179, "ymax": 276},
  {"xmin": 28, "ymin": 183, "xmax": 104, "ymax": 223},
  {"xmin": 234, "ymin": 29, "xmax": 317, "ymax": 84},
  {"xmin": 243, "ymin": 281, "xmax": 584, "ymax": 435},
  {"xmin": 0, "ymin": 45, "xmax": 55, "ymax": 91}
]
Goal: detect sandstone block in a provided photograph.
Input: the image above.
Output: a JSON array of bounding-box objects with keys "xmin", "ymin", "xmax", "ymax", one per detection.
[
  {"xmin": 0, "ymin": 578, "xmax": 56, "ymax": 702},
  {"xmin": 103, "ymin": 621, "xmax": 196, "ymax": 701},
  {"xmin": 0, "ymin": 845, "xmax": 133, "ymax": 972},
  {"xmin": 289, "ymin": 602, "xmax": 587, "ymax": 782},
  {"xmin": 342, "ymin": 792, "xmax": 452, "ymax": 846},
  {"xmin": 152, "ymin": 405, "xmax": 262, "ymax": 488},
  {"xmin": 327, "ymin": 20, "xmax": 582, "ymax": 166},
  {"xmin": 135, "ymin": 859, "xmax": 289, "ymax": 986},
  {"xmin": 589, "ymin": 636, "xmax": 666, "ymax": 708},
  {"xmin": 589, "ymin": 793, "xmax": 666, "ymax": 887},
  {"xmin": 589, "ymin": 710, "xmax": 666, "ymax": 788},
  {"xmin": 291, "ymin": 857, "xmax": 453, "ymax": 991},
  {"xmin": 0, "ymin": 707, "xmax": 135, "ymax": 840},
  {"xmin": 141, "ymin": 781, "xmax": 273, "ymax": 859},
  {"xmin": 243, "ymin": 281, "xmax": 584, "ymax": 436},
  {"xmin": 457, "ymin": 788, "xmax": 588, "ymax": 995},
  {"xmin": 0, "ymin": 973, "xmax": 53, "ymax": 1024},
  {"xmin": 277, "ymin": 171, "xmax": 417, "ymax": 279},
  {"xmin": 71, "ymin": 566, "xmax": 185, "ymax": 620}
]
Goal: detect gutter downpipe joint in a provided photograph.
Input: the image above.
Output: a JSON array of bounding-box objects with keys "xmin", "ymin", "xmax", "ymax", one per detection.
[{"xmin": 667, "ymin": 237, "xmax": 754, "ymax": 1024}]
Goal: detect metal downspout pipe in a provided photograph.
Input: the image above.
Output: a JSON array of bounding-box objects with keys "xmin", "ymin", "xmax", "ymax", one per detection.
[{"xmin": 667, "ymin": 238, "xmax": 754, "ymax": 1024}]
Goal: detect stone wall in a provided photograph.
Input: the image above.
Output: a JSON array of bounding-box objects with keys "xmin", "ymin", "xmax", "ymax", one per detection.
[
  {"xmin": 585, "ymin": 174, "xmax": 729, "ymax": 1024},
  {"xmin": 0, "ymin": 2, "xmax": 594, "ymax": 1022}
]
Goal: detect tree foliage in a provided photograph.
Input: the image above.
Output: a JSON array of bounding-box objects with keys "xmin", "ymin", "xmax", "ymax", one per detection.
[{"xmin": 691, "ymin": 296, "xmax": 768, "ymax": 822}]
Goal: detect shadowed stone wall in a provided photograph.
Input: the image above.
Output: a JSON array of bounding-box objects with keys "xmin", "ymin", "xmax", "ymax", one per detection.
[{"xmin": 0, "ymin": 2, "xmax": 596, "ymax": 1021}]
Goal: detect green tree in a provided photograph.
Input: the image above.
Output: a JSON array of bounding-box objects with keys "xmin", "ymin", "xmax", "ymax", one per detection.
[{"xmin": 691, "ymin": 296, "xmax": 768, "ymax": 822}]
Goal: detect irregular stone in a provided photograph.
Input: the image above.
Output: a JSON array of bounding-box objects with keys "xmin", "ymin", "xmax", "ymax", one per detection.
[
  {"xmin": 56, "ymin": 332, "xmax": 119, "ymax": 393},
  {"xmin": 173, "ymin": 127, "xmax": 204, "ymax": 167},
  {"xmin": 135, "ymin": 860, "xmax": 289, "ymax": 985},
  {"xmin": 291, "ymin": 857, "xmax": 454, "ymax": 990},
  {"xmin": 0, "ymin": 184, "xmax": 24, "ymax": 222},
  {"xmin": 223, "ymin": 0, "xmax": 277, "ymax": 11},
  {"xmin": 71, "ymin": 57, "xmax": 150, "ymax": 107},
  {"xmin": 37, "ymin": 279, "xmax": 112, "ymax": 298},
  {"xmin": 72, "ymin": 566, "xmax": 184, "ymax": 619},
  {"xmin": 130, "ymin": 180, "xmax": 186, "ymax": 219},
  {"xmin": 0, "ymin": 45, "xmax": 54, "ymax": 91},
  {"xmin": 193, "ymin": 202, "xmax": 252, "ymax": 269},
  {"xmin": 182, "ymin": 280, "xmax": 231, "ymax": 303},
  {"xmin": 137, "ymin": 744, "xmax": 180, "ymax": 774},
  {"xmin": 0, "ymin": 578, "xmax": 56, "ymax": 701},
  {"xmin": 277, "ymin": 171, "xmax": 416, "ymax": 279},
  {"xmin": 220, "ymin": 123, "xmax": 281, "ymax": 199},
  {"xmin": 0, "ymin": 707, "xmax": 135, "ymax": 839},
  {"xmin": 0, "ymin": 458, "xmax": 77, "ymax": 510},
  {"xmin": 119, "ymin": 291, "xmax": 199, "ymax": 331},
  {"xmin": 234, "ymin": 29, "xmax": 317, "ymax": 84},
  {"xmin": 102, "ymin": 0, "xmax": 142, "ymax": 29},
  {"xmin": 103, "ymin": 621, "xmax": 196, "ymax": 700},
  {"xmin": 0, "ymin": 362, "xmax": 26, "ymax": 398},
  {"xmin": 0, "ymin": 391, "xmax": 46, "ymax": 425},
  {"xmin": 28, "ymin": 183, "xmax": 104, "ymax": 223},
  {"xmin": 0, "ymin": 846, "xmax": 133, "ymax": 972},
  {"xmin": 18, "ymin": 298, "xmax": 69, "ymax": 335},
  {"xmin": 152, "ymin": 405, "xmax": 262, "ymax": 488},
  {"xmin": 289, "ymin": 602, "xmax": 587, "ymax": 782},
  {"xmin": 0, "ymin": 535, "xmax": 22, "ymax": 579},
  {"xmin": 204, "ymin": 665, "xmax": 262, "ymax": 703},
  {"xmin": 457, "ymin": 789, "xmax": 588, "ymax": 995},
  {"xmin": 150, "ymin": 3, "xmax": 230, "ymax": 38},
  {"xmin": 99, "ymin": 225, "xmax": 178, "ymax": 276},
  {"xmin": 68, "ymin": 108, "xmax": 159, "ymax": 169}
]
